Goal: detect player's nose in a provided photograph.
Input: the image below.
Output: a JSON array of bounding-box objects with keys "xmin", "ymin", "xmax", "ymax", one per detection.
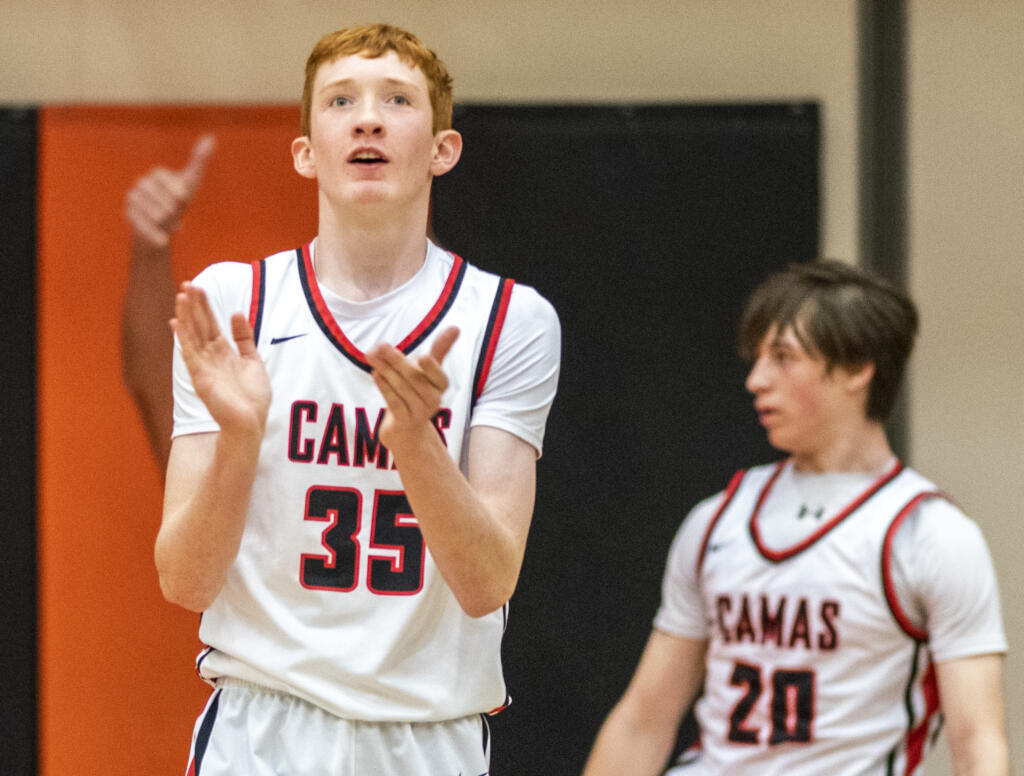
[
  {"xmin": 745, "ymin": 357, "xmax": 770, "ymax": 394},
  {"xmin": 353, "ymin": 101, "xmax": 385, "ymax": 135}
]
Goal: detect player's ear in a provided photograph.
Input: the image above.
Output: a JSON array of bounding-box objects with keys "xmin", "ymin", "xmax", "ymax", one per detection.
[
  {"xmin": 430, "ymin": 129, "xmax": 462, "ymax": 177},
  {"xmin": 292, "ymin": 136, "xmax": 317, "ymax": 180},
  {"xmin": 843, "ymin": 361, "xmax": 875, "ymax": 394}
]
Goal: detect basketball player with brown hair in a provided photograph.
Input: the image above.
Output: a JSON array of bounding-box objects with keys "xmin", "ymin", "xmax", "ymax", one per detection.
[{"xmin": 584, "ymin": 261, "xmax": 1007, "ymax": 775}]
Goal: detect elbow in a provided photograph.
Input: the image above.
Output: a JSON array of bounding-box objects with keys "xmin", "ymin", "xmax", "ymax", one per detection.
[
  {"xmin": 157, "ymin": 569, "xmax": 215, "ymax": 613},
  {"xmin": 460, "ymin": 599, "xmax": 505, "ymax": 619},
  {"xmin": 946, "ymin": 728, "xmax": 1008, "ymax": 775},
  {"xmin": 454, "ymin": 544, "xmax": 524, "ymax": 618},
  {"xmin": 120, "ymin": 349, "xmax": 144, "ymax": 403},
  {"xmin": 455, "ymin": 578, "xmax": 517, "ymax": 619},
  {"xmin": 120, "ymin": 335, "xmax": 156, "ymax": 411},
  {"xmin": 154, "ymin": 545, "xmax": 218, "ymax": 613},
  {"xmin": 460, "ymin": 600, "xmax": 507, "ymax": 619}
]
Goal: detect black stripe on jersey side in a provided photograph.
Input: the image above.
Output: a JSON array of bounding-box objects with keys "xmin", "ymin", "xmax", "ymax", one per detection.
[
  {"xmin": 470, "ymin": 277, "xmax": 513, "ymax": 407},
  {"xmin": 884, "ymin": 641, "xmax": 923, "ymax": 775},
  {"xmin": 902, "ymin": 642, "xmax": 924, "ymax": 771},
  {"xmin": 399, "ymin": 257, "xmax": 468, "ymax": 354},
  {"xmin": 249, "ymin": 259, "xmax": 266, "ymax": 347},
  {"xmin": 882, "ymin": 644, "xmax": 922, "ymax": 775},
  {"xmin": 192, "ymin": 688, "xmax": 222, "ymax": 775},
  {"xmin": 479, "ymin": 714, "xmax": 490, "ymax": 755}
]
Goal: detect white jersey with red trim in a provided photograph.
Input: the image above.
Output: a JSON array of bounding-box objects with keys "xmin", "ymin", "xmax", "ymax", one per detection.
[
  {"xmin": 661, "ymin": 461, "xmax": 973, "ymax": 775},
  {"xmin": 171, "ymin": 239, "xmax": 560, "ymax": 722}
]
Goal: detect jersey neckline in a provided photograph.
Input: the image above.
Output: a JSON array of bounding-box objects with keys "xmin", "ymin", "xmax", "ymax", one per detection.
[
  {"xmin": 295, "ymin": 241, "xmax": 467, "ymax": 372},
  {"xmin": 749, "ymin": 457, "xmax": 905, "ymax": 562}
]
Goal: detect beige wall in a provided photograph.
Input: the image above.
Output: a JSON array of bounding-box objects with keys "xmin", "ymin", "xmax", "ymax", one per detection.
[
  {"xmin": 2, "ymin": 0, "xmax": 859, "ymax": 262},
  {"xmin": 907, "ymin": 1, "xmax": 1024, "ymax": 770},
  {"xmin": 3, "ymin": 0, "xmax": 1018, "ymax": 771}
]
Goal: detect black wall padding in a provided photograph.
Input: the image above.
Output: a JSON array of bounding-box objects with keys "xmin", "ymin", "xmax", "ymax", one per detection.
[
  {"xmin": 432, "ymin": 103, "xmax": 819, "ymax": 774},
  {"xmin": 0, "ymin": 107, "xmax": 38, "ymax": 776}
]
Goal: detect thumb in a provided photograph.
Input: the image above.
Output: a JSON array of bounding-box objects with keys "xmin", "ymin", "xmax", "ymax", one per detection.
[
  {"xmin": 429, "ymin": 326, "xmax": 460, "ymax": 363},
  {"xmin": 181, "ymin": 133, "xmax": 216, "ymax": 196}
]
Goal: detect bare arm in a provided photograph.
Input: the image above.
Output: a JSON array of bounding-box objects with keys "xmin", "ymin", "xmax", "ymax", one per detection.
[
  {"xmin": 583, "ymin": 630, "xmax": 707, "ymax": 776},
  {"xmin": 154, "ymin": 283, "xmax": 271, "ymax": 612},
  {"xmin": 366, "ymin": 328, "xmax": 537, "ymax": 617},
  {"xmin": 936, "ymin": 653, "xmax": 1010, "ymax": 776},
  {"xmin": 121, "ymin": 135, "xmax": 215, "ymax": 468},
  {"xmin": 121, "ymin": 234, "xmax": 176, "ymax": 468}
]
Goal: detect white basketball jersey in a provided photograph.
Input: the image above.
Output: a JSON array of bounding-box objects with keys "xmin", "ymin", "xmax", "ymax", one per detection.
[
  {"xmin": 194, "ymin": 243, "xmax": 517, "ymax": 722},
  {"xmin": 681, "ymin": 460, "xmax": 945, "ymax": 775}
]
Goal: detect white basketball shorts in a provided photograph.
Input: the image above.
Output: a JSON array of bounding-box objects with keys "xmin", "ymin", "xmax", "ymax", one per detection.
[{"xmin": 185, "ymin": 679, "xmax": 491, "ymax": 775}]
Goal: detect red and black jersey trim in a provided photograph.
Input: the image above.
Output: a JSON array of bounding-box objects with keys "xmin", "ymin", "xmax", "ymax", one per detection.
[
  {"xmin": 194, "ymin": 645, "xmax": 214, "ymax": 680},
  {"xmin": 398, "ymin": 252, "xmax": 470, "ymax": 354},
  {"xmin": 884, "ymin": 641, "xmax": 942, "ymax": 774},
  {"xmin": 882, "ymin": 490, "xmax": 947, "ymax": 641},
  {"xmin": 750, "ymin": 458, "xmax": 905, "ymax": 563},
  {"xmin": 295, "ymin": 242, "xmax": 467, "ymax": 373},
  {"xmin": 696, "ymin": 468, "xmax": 747, "ymax": 573},
  {"xmin": 248, "ymin": 259, "xmax": 266, "ymax": 346},
  {"xmin": 472, "ymin": 277, "xmax": 515, "ymax": 405}
]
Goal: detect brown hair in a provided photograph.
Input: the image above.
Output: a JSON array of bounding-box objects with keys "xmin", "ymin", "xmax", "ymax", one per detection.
[
  {"xmin": 300, "ymin": 24, "xmax": 454, "ymax": 137},
  {"xmin": 739, "ymin": 260, "xmax": 918, "ymax": 421}
]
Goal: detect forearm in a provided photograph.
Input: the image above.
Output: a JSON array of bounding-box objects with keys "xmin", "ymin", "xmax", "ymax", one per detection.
[
  {"xmin": 949, "ymin": 733, "xmax": 1009, "ymax": 776},
  {"xmin": 389, "ymin": 426, "xmax": 525, "ymax": 618},
  {"xmin": 938, "ymin": 654, "xmax": 1010, "ymax": 776},
  {"xmin": 585, "ymin": 631, "xmax": 707, "ymax": 776},
  {"xmin": 121, "ymin": 235, "xmax": 176, "ymax": 466},
  {"xmin": 583, "ymin": 702, "xmax": 678, "ymax": 776},
  {"xmin": 155, "ymin": 429, "xmax": 263, "ymax": 611}
]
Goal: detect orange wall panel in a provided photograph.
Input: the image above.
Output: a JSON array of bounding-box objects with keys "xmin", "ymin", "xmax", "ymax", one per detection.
[{"xmin": 37, "ymin": 105, "xmax": 316, "ymax": 775}]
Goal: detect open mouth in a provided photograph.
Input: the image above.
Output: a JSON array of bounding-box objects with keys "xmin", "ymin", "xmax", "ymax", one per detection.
[{"xmin": 349, "ymin": 150, "xmax": 387, "ymax": 165}]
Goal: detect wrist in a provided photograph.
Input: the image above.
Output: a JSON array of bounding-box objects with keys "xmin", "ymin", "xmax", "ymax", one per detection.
[
  {"xmin": 385, "ymin": 419, "xmax": 446, "ymax": 466},
  {"xmin": 216, "ymin": 412, "xmax": 267, "ymax": 447}
]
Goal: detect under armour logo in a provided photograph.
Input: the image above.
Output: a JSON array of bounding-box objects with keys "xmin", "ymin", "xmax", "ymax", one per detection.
[{"xmin": 797, "ymin": 504, "xmax": 825, "ymax": 520}]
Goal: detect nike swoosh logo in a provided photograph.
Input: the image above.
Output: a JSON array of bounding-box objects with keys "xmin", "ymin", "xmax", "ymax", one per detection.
[{"xmin": 270, "ymin": 333, "xmax": 308, "ymax": 345}]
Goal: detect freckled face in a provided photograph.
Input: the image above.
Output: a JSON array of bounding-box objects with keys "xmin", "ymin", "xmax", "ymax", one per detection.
[
  {"xmin": 745, "ymin": 324, "xmax": 851, "ymax": 459},
  {"xmin": 293, "ymin": 51, "xmax": 454, "ymax": 208}
]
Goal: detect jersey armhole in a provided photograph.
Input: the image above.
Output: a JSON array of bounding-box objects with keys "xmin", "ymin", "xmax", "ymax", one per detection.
[
  {"xmin": 471, "ymin": 276, "xmax": 515, "ymax": 406},
  {"xmin": 696, "ymin": 469, "xmax": 747, "ymax": 574},
  {"xmin": 881, "ymin": 490, "xmax": 948, "ymax": 641},
  {"xmin": 248, "ymin": 259, "xmax": 266, "ymax": 347}
]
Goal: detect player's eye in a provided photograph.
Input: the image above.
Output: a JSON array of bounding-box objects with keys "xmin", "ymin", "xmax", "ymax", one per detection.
[
  {"xmin": 391, "ymin": 94, "xmax": 411, "ymax": 105},
  {"xmin": 330, "ymin": 96, "xmax": 350, "ymax": 107}
]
